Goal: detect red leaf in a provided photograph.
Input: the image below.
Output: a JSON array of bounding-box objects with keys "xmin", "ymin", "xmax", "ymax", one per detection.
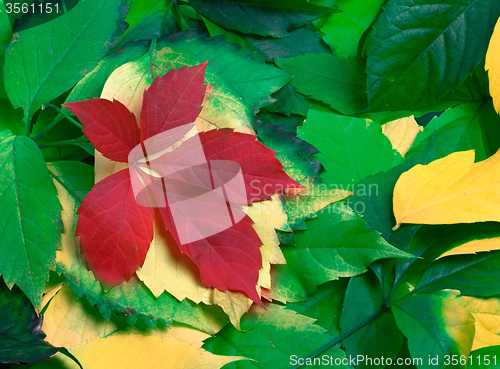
[
  {"xmin": 63, "ymin": 99, "xmax": 140, "ymax": 163},
  {"xmin": 200, "ymin": 129, "xmax": 303, "ymax": 203},
  {"xmin": 160, "ymin": 206, "xmax": 263, "ymax": 305},
  {"xmin": 76, "ymin": 169, "xmax": 154, "ymax": 285},
  {"xmin": 140, "ymin": 62, "xmax": 208, "ymax": 141}
]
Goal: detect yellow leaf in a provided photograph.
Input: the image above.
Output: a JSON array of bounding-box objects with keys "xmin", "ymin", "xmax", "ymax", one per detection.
[
  {"xmin": 210, "ymin": 289, "xmax": 252, "ymax": 331},
  {"xmin": 392, "ymin": 150, "xmax": 500, "ymax": 230},
  {"xmin": 437, "ymin": 238, "xmax": 500, "ymax": 259},
  {"xmin": 33, "ymin": 335, "xmax": 246, "ymax": 369},
  {"xmin": 43, "ymin": 285, "xmax": 123, "ymax": 348},
  {"xmin": 457, "ymin": 296, "xmax": 500, "ymax": 351},
  {"xmin": 40, "ymin": 281, "xmax": 64, "ymax": 311},
  {"xmin": 486, "ymin": 16, "xmax": 500, "ymax": 114},
  {"xmin": 381, "ymin": 116, "xmax": 422, "ymax": 157},
  {"xmin": 136, "ymin": 210, "xmax": 211, "ymax": 304},
  {"xmin": 76, "ymin": 334, "xmax": 245, "ymax": 369}
]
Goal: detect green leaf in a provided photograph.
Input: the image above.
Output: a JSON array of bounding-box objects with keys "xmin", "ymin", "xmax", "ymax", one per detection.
[
  {"xmin": 66, "ymin": 40, "xmax": 150, "ymax": 104},
  {"xmin": 0, "ymin": 130, "xmax": 62, "ymax": 310},
  {"xmin": 268, "ymin": 264, "xmax": 317, "ymax": 303},
  {"xmin": 119, "ymin": 0, "xmax": 168, "ymax": 47},
  {"xmin": 158, "ymin": 30, "xmax": 291, "ymax": 108},
  {"xmin": 245, "ymin": 28, "xmax": 331, "ymax": 59},
  {"xmin": 4, "ymin": 0, "xmax": 128, "ymax": 129},
  {"xmin": 189, "ymin": 0, "xmax": 335, "ymax": 38},
  {"xmin": 103, "ymin": 45, "xmax": 254, "ymax": 132},
  {"xmin": 298, "ymin": 110, "xmax": 402, "ymax": 189},
  {"xmin": 262, "ymin": 83, "xmax": 310, "ymax": 116},
  {"xmin": 414, "ymin": 251, "xmax": 500, "ymax": 297},
  {"xmin": 276, "ymin": 54, "xmax": 367, "ymax": 114},
  {"xmin": 340, "ymin": 273, "xmax": 404, "ymax": 368},
  {"xmin": 365, "ymin": 0, "xmax": 500, "ymax": 110},
  {"xmin": 319, "ymin": 0, "xmax": 384, "ymax": 57},
  {"xmin": 392, "ymin": 293, "xmax": 475, "ymax": 368},
  {"xmin": 0, "ymin": 1, "xmax": 13, "ymax": 99},
  {"xmin": 398, "ymin": 222, "xmax": 500, "ymax": 283},
  {"xmin": 283, "ymin": 202, "xmax": 413, "ymax": 288},
  {"xmin": 287, "ymin": 280, "xmax": 347, "ymax": 336},
  {"xmin": 0, "ymin": 279, "xmax": 60, "ymax": 364},
  {"xmin": 406, "ymin": 102, "xmax": 500, "ymax": 162},
  {"xmin": 203, "ymin": 304, "xmax": 349, "ymax": 369},
  {"xmin": 50, "ymin": 158, "xmax": 213, "ymax": 333},
  {"xmin": 46, "ymin": 161, "xmax": 94, "ymax": 203},
  {"xmin": 0, "ymin": 98, "xmax": 24, "ymax": 136},
  {"xmin": 468, "ymin": 346, "xmax": 500, "ymax": 368},
  {"xmin": 256, "ymin": 113, "xmax": 320, "ymax": 184}
]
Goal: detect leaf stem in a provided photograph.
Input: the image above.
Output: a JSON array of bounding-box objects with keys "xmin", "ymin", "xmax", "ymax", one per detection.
[
  {"xmin": 287, "ymin": 305, "xmax": 388, "ymax": 369},
  {"xmin": 32, "ymin": 116, "xmax": 64, "ymax": 142},
  {"xmin": 42, "ymin": 104, "xmax": 83, "ymax": 130}
]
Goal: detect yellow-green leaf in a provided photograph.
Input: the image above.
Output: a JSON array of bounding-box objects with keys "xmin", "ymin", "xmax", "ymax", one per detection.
[{"xmin": 393, "ymin": 150, "xmax": 500, "ymax": 230}]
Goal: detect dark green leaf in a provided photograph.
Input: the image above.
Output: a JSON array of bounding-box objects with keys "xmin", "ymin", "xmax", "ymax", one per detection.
[
  {"xmin": 0, "ymin": 279, "xmax": 60, "ymax": 364},
  {"xmin": 366, "ymin": 0, "xmax": 500, "ymax": 110},
  {"xmin": 119, "ymin": 0, "xmax": 168, "ymax": 47},
  {"xmin": 468, "ymin": 346, "xmax": 500, "ymax": 368},
  {"xmin": 256, "ymin": 113, "xmax": 320, "ymax": 184},
  {"xmin": 189, "ymin": 0, "xmax": 335, "ymax": 38},
  {"xmin": 4, "ymin": 0, "xmax": 129, "ymax": 128},
  {"xmin": 340, "ymin": 273, "xmax": 404, "ymax": 368},
  {"xmin": 406, "ymin": 102, "xmax": 500, "ymax": 162},
  {"xmin": 0, "ymin": 130, "xmax": 62, "ymax": 309},
  {"xmin": 414, "ymin": 251, "xmax": 500, "ymax": 297},
  {"xmin": 262, "ymin": 83, "xmax": 310, "ymax": 116},
  {"xmin": 276, "ymin": 54, "xmax": 367, "ymax": 114},
  {"xmin": 0, "ymin": 2, "xmax": 13, "ymax": 99},
  {"xmin": 246, "ymin": 28, "xmax": 331, "ymax": 59}
]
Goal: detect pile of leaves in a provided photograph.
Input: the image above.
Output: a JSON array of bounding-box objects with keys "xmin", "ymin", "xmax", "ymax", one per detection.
[{"xmin": 2, "ymin": 0, "xmax": 500, "ymax": 368}]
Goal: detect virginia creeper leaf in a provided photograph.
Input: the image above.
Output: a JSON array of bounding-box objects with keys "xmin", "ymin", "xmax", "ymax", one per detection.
[
  {"xmin": 414, "ymin": 250, "xmax": 500, "ymax": 297},
  {"xmin": 140, "ymin": 62, "xmax": 208, "ymax": 140},
  {"xmin": 365, "ymin": 0, "xmax": 500, "ymax": 110},
  {"xmin": 52, "ymin": 163, "xmax": 212, "ymax": 332},
  {"xmin": 486, "ymin": 16, "xmax": 500, "ymax": 114},
  {"xmin": 284, "ymin": 203, "xmax": 413, "ymax": 288},
  {"xmin": 392, "ymin": 293, "xmax": 475, "ymax": 369},
  {"xmin": 276, "ymin": 54, "xmax": 367, "ymax": 114},
  {"xmin": 189, "ymin": 0, "xmax": 336, "ymax": 38},
  {"xmin": 393, "ymin": 150, "xmax": 500, "ymax": 229},
  {"xmin": 158, "ymin": 30, "xmax": 291, "ymax": 108},
  {"xmin": 456, "ymin": 295, "xmax": 500, "ymax": 351},
  {"xmin": 200, "ymin": 128, "xmax": 303, "ymax": 204},
  {"xmin": 0, "ymin": 130, "xmax": 62, "ymax": 310},
  {"xmin": 63, "ymin": 99, "xmax": 140, "ymax": 163},
  {"xmin": 340, "ymin": 273, "xmax": 404, "ymax": 368},
  {"xmin": 76, "ymin": 169, "xmax": 154, "ymax": 286},
  {"xmin": 299, "ymin": 110, "xmax": 402, "ymax": 189},
  {"xmin": 4, "ymin": 0, "xmax": 128, "ymax": 127},
  {"xmin": 318, "ymin": 0, "xmax": 384, "ymax": 57},
  {"xmin": 203, "ymin": 304, "xmax": 349, "ymax": 369},
  {"xmin": 0, "ymin": 279, "xmax": 61, "ymax": 364},
  {"xmin": 161, "ymin": 209, "xmax": 263, "ymax": 305},
  {"xmin": 65, "ymin": 41, "xmax": 149, "ymax": 104},
  {"xmin": 381, "ymin": 116, "xmax": 422, "ymax": 157}
]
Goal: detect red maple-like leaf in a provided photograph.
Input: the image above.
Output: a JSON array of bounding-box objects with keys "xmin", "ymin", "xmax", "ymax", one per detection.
[
  {"xmin": 75, "ymin": 169, "xmax": 154, "ymax": 285},
  {"xmin": 64, "ymin": 62, "xmax": 302, "ymax": 303}
]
